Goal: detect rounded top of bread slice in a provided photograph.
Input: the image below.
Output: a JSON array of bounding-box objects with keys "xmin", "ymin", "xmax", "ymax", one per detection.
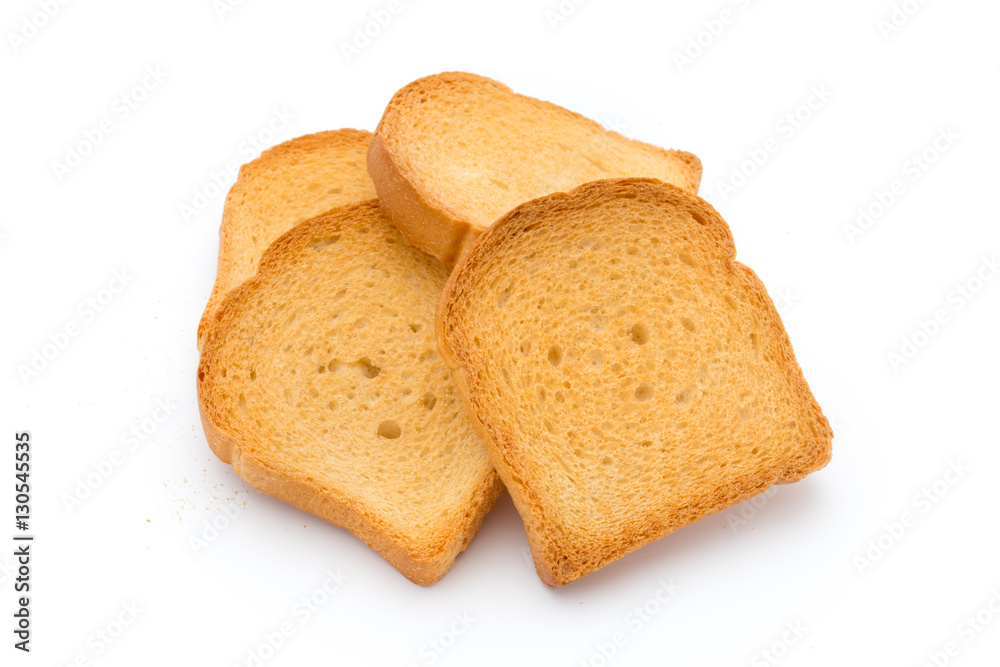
[
  {"xmin": 197, "ymin": 129, "xmax": 376, "ymax": 348},
  {"xmin": 368, "ymin": 72, "xmax": 702, "ymax": 264},
  {"xmin": 198, "ymin": 201, "xmax": 500, "ymax": 583},
  {"xmin": 437, "ymin": 178, "xmax": 832, "ymax": 585}
]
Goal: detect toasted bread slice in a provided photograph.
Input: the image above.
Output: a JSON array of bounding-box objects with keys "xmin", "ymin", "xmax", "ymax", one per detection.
[
  {"xmin": 368, "ymin": 72, "xmax": 702, "ymax": 264},
  {"xmin": 437, "ymin": 179, "xmax": 832, "ymax": 586},
  {"xmin": 198, "ymin": 201, "xmax": 502, "ymax": 584},
  {"xmin": 197, "ymin": 129, "xmax": 376, "ymax": 349}
]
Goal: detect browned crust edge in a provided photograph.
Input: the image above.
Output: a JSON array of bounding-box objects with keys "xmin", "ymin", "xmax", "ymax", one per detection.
[
  {"xmin": 436, "ymin": 178, "xmax": 832, "ymax": 586},
  {"xmin": 198, "ymin": 202, "xmax": 504, "ymax": 585},
  {"xmin": 367, "ymin": 134, "xmax": 482, "ymax": 266},
  {"xmin": 370, "ymin": 71, "xmax": 702, "ymax": 266},
  {"xmin": 196, "ymin": 129, "xmax": 373, "ymax": 350}
]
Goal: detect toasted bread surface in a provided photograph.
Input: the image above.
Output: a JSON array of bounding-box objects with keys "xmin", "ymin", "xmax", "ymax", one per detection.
[
  {"xmin": 437, "ymin": 179, "xmax": 832, "ymax": 586},
  {"xmin": 199, "ymin": 201, "xmax": 502, "ymax": 584},
  {"xmin": 197, "ymin": 129, "xmax": 376, "ymax": 348},
  {"xmin": 369, "ymin": 72, "xmax": 702, "ymax": 264}
]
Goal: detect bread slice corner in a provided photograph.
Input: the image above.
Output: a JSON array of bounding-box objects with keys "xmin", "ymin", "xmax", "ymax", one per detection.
[{"xmin": 197, "ymin": 129, "xmax": 376, "ymax": 350}]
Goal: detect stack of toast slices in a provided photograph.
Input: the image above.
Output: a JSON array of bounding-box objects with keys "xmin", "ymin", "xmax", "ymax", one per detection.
[{"xmin": 197, "ymin": 72, "xmax": 833, "ymax": 586}]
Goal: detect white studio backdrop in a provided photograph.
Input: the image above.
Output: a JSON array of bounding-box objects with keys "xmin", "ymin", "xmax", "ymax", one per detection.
[{"xmin": 2, "ymin": 0, "xmax": 999, "ymax": 665}]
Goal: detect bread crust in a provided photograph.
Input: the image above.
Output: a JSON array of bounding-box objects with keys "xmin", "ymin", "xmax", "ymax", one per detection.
[
  {"xmin": 371, "ymin": 72, "xmax": 702, "ymax": 265},
  {"xmin": 367, "ymin": 133, "xmax": 481, "ymax": 265},
  {"xmin": 199, "ymin": 202, "xmax": 503, "ymax": 584},
  {"xmin": 197, "ymin": 129, "xmax": 374, "ymax": 349},
  {"xmin": 437, "ymin": 179, "xmax": 832, "ymax": 586}
]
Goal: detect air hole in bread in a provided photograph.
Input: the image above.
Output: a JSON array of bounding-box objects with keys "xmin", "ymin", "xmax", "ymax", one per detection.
[
  {"xmin": 690, "ymin": 210, "xmax": 708, "ymax": 226},
  {"xmin": 497, "ymin": 287, "xmax": 511, "ymax": 308},
  {"xmin": 634, "ymin": 383, "xmax": 654, "ymax": 402},
  {"xmin": 326, "ymin": 358, "xmax": 381, "ymax": 379},
  {"xmin": 588, "ymin": 350, "xmax": 603, "ymax": 368},
  {"xmin": 725, "ymin": 295, "xmax": 738, "ymax": 310},
  {"xmin": 697, "ymin": 364, "xmax": 710, "ymax": 387},
  {"xmin": 749, "ymin": 333, "xmax": 759, "ymax": 352},
  {"xmin": 377, "ymin": 420, "xmax": 401, "ymax": 439},
  {"xmin": 409, "ymin": 323, "xmax": 422, "ymax": 333},
  {"xmin": 238, "ymin": 394, "xmax": 247, "ymax": 413},
  {"xmin": 354, "ymin": 357, "xmax": 381, "ymax": 379},
  {"xmin": 547, "ymin": 345, "xmax": 563, "ymax": 366},
  {"xmin": 519, "ymin": 341, "xmax": 531, "ymax": 355},
  {"xmin": 421, "ymin": 392, "xmax": 436, "ymax": 410},
  {"xmin": 681, "ymin": 318, "xmax": 696, "ymax": 333},
  {"xmin": 311, "ymin": 235, "xmax": 341, "ymax": 251},
  {"xmin": 675, "ymin": 387, "xmax": 693, "ymax": 404},
  {"xmin": 629, "ymin": 323, "xmax": 650, "ymax": 345},
  {"xmin": 354, "ymin": 318, "xmax": 369, "ymax": 329},
  {"xmin": 679, "ymin": 252, "xmax": 697, "ymax": 268}
]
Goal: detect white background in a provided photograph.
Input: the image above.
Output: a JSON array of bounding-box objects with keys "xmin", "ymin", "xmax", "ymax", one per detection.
[{"xmin": 2, "ymin": 0, "xmax": 999, "ymax": 665}]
